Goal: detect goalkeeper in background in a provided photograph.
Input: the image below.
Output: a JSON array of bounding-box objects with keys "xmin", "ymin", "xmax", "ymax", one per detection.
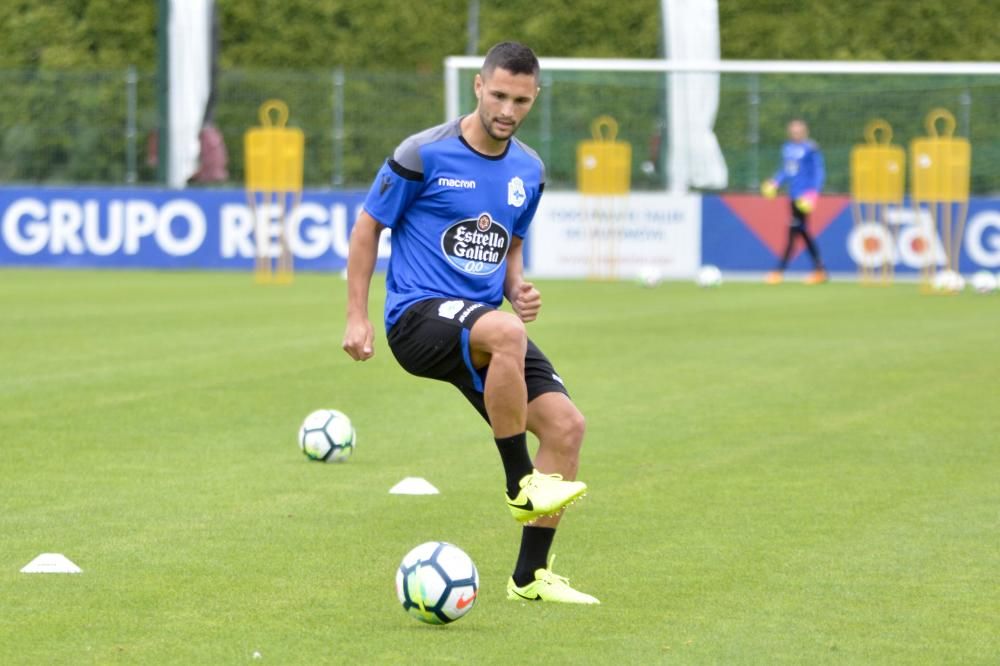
[{"xmin": 762, "ymin": 119, "xmax": 828, "ymax": 285}]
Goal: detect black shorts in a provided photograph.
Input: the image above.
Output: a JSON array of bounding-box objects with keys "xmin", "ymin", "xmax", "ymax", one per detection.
[{"xmin": 386, "ymin": 297, "xmax": 569, "ymax": 423}]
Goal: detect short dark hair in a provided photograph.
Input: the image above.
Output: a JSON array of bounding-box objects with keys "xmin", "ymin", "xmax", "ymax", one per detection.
[{"xmin": 481, "ymin": 41, "xmax": 540, "ymax": 81}]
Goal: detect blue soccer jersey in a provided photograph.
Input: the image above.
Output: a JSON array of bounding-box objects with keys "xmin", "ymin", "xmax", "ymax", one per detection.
[
  {"xmin": 362, "ymin": 117, "xmax": 545, "ymax": 330},
  {"xmin": 771, "ymin": 139, "xmax": 825, "ymax": 199}
]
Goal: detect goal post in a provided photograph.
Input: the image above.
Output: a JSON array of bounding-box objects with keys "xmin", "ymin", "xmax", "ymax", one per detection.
[
  {"xmin": 444, "ymin": 57, "xmax": 1000, "ymax": 282},
  {"xmin": 443, "ymin": 56, "xmax": 1000, "ymax": 194}
]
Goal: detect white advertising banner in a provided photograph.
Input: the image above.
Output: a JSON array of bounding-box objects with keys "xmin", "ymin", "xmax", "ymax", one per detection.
[{"xmin": 529, "ymin": 192, "xmax": 701, "ymax": 279}]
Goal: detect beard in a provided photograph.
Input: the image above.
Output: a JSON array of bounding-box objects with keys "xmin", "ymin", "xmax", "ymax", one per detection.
[{"xmin": 478, "ymin": 107, "xmax": 518, "ymax": 141}]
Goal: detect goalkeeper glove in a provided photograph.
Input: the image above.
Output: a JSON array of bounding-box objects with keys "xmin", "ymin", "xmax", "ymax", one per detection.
[
  {"xmin": 795, "ymin": 191, "xmax": 818, "ymax": 214},
  {"xmin": 760, "ymin": 180, "xmax": 778, "ymax": 199}
]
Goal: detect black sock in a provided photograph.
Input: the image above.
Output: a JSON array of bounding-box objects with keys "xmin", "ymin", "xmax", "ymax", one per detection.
[
  {"xmin": 513, "ymin": 526, "xmax": 556, "ymax": 586},
  {"xmin": 495, "ymin": 433, "xmax": 533, "ymax": 498}
]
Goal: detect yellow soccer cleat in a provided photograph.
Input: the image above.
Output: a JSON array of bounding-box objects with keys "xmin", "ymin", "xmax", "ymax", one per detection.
[
  {"xmin": 506, "ymin": 470, "xmax": 587, "ymax": 524},
  {"xmin": 764, "ymin": 271, "xmax": 784, "ymax": 285},
  {"xmin": 507, "ymin": 556, "xmax": 600, "ymax": 604}
]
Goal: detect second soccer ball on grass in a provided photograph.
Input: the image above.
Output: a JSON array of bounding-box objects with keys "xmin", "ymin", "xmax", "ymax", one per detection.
[{"xmin": 298, "ymin": 409, "xmax": 355, "ymax": 462}]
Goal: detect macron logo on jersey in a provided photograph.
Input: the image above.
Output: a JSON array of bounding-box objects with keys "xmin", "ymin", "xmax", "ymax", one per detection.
[{"xmin": 437, "ymin": 177, "xmax": 477, "ymax": 189}]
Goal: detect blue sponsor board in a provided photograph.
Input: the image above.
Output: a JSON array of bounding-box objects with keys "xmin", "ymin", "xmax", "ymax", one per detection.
[
  {"xmin": 0, "ymin": 187, "xmax": 378, "ymax": 270},
  {"xmin": 701, "ymin": 194, "xmax": 1000, "ymax": 274},
  {"xmin": 4, "ymin": 187, "xmax": 999, "ymax": 275}
]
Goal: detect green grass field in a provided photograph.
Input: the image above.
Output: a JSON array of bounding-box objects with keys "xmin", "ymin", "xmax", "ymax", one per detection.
[{"xmin": 2, "ymin": 269, "xmax": 998, "ymax": 665}]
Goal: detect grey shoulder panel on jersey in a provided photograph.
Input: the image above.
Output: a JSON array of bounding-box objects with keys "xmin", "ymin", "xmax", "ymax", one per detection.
[
  {"xmin": 512, "ymin": 137, "xmax": 546, "ymax": 184},
  {"xmin": 392, "ymin": 118, "xmax": 463, "ymax": 176}
]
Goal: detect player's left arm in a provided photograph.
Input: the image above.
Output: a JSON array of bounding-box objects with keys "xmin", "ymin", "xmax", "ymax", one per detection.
[{"xmin": 504, "ymin": 236, "xmax": 541, "ymax": 323}]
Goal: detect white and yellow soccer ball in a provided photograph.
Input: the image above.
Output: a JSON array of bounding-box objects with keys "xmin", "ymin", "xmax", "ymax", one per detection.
[
  {"xmin": 970, "ymin": 270, "xmax": 997, "ymax": 294},
  {"xmin": 696, "ymin": 264, "xmax": 723, "ymax": 288},
  {"xmin": 298, "ymin": 409, "xmax": 355, "ymax": 462},
  {"xmin": 396, "ymin": 542, "xmax": 479, "ymax": 625}
]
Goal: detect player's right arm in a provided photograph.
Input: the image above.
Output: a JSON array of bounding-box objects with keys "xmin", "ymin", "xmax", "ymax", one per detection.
[
  {"xmin": 343, "ymin": 135, "xmax": 425, "ymax": 360},
  {"xmin": 342, "ymin": 210, "xmax": 385, "ymax": 361}
]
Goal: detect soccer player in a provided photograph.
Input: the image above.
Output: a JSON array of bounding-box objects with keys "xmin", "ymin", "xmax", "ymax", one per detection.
[
  {"xmin": 762, "ymin": 118, "xmax": 829, "ymax": 285},
  {"xmin": 341, "ymin": 42, "xmax": 598, "ymax": 605}
]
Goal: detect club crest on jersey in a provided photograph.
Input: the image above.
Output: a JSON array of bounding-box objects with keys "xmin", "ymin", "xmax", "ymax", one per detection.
[
  {"xmin": 440, "ymin": 212, "xmax": 510, "ymax": 276},
  {"xmin": 507, "ymin": 176, "xmax": 526, "ymax": 208}
]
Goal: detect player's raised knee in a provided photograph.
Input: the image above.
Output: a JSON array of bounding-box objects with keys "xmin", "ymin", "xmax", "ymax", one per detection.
[
  {"xmin": 474, "ymin": 311, "xmax": 527, "ymax": 355},
  {"xmin": 491, "ymin": 310, "xmax": 527, "ymax": 341}
]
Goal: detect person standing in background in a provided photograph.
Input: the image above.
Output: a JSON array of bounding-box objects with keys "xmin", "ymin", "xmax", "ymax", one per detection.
[{"xmin": 762, "ymin": 119, "xmax": 828, "ymax": 285}]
